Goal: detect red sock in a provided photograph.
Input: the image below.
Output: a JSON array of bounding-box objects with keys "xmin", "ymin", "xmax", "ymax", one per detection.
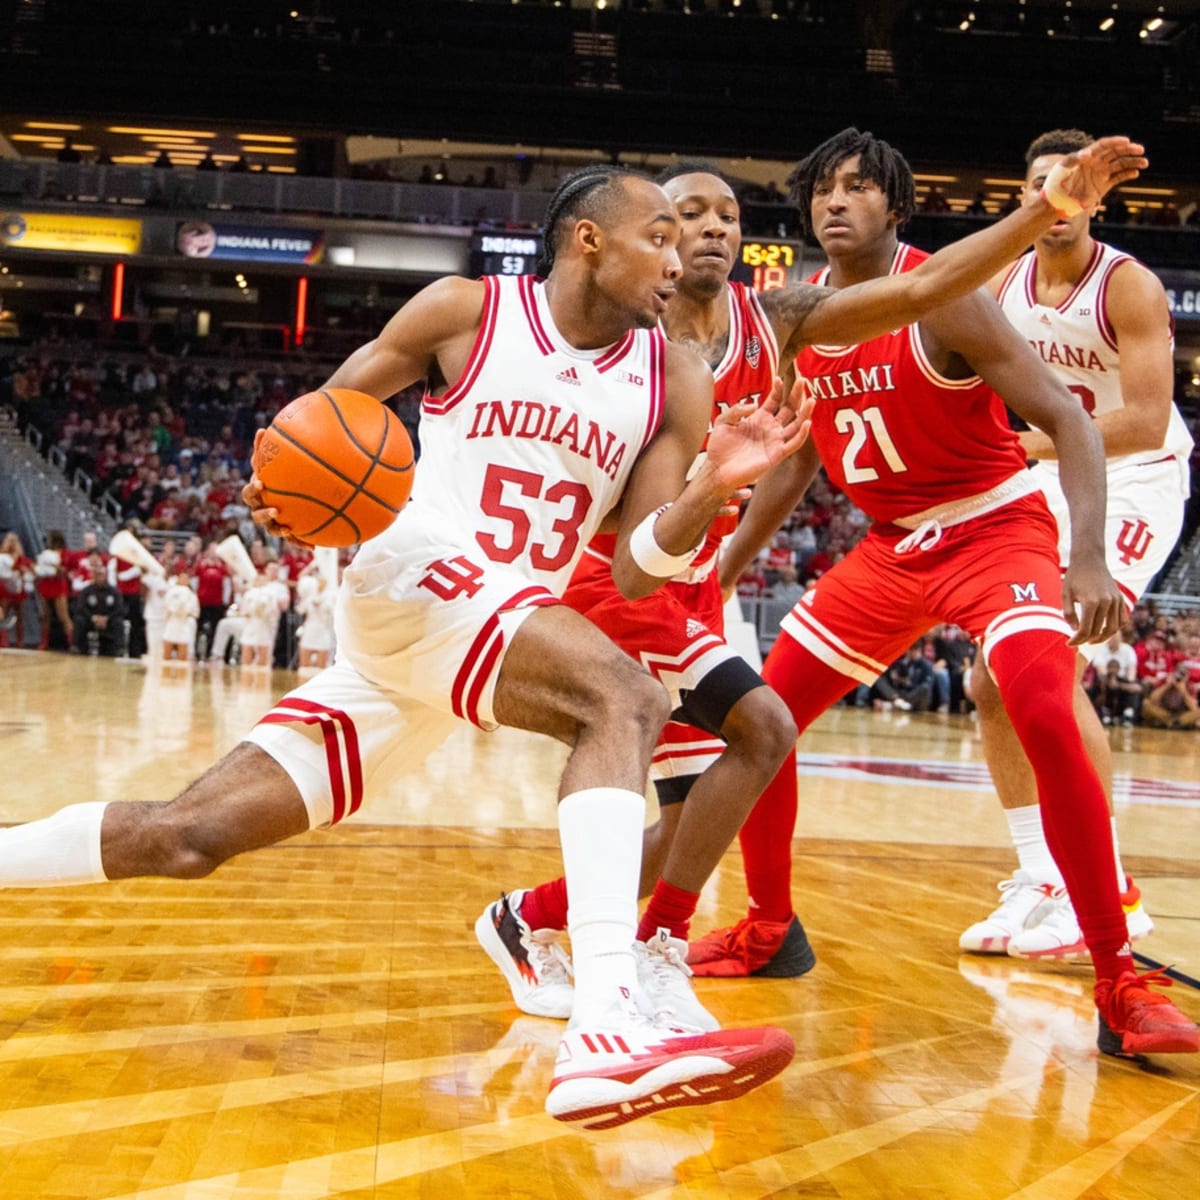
[
  {"xmin": 738, "ymin": 633, "xmax": 860, "ymax": 923},
  {"xmin": 735, "ymin": 750, "xmax": 798, "ymax": 923},
  {"xmin": 519, "ymin": 877, "xmax": 568, "ymax": 931},
  {"xmin": 990, "ymin": 632, "xmax": 1133, "ymax": 983},
  {"xmin": 637, "ymin": 878, "xmax": 700, "ymax": 943}
]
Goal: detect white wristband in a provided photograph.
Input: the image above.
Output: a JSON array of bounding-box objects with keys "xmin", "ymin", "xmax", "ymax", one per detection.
[
  {"xmin": 628, "ymin": 504, "xmax": 702, "ymax": 578},
  {"xmin": 1042, "ymin": 161, "xmax": 1084, "ymax": 219}
]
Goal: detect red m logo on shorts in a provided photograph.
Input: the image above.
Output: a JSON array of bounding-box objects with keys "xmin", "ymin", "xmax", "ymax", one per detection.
[{"xmin": 1115, "ymin": 519, "xmax": 1153, "ymax": 566}]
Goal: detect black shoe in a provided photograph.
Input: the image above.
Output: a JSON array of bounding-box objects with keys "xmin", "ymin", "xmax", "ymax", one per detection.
[{"xmin": 751, "ymin": 914, "xmax": 817, "ymax": 978}]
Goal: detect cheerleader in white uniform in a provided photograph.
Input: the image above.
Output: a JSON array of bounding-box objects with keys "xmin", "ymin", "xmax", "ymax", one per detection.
[{"xmin": 162, "ymin": 574, "xmax": 199, "ymax": 661}]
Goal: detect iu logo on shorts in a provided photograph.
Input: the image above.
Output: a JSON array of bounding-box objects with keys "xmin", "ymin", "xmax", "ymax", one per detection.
[{"xmin": 1115, "ymin": 518, "xmax": 1153, "ymax": 566}]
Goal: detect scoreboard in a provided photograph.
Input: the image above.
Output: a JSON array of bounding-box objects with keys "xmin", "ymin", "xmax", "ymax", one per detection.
[
  {"xmin": 733, "ymin": 240, "xmax": 812, "ymax": 290},
  {"xmin": 468, "ymin": 231, "xmax": 543, "ymax": 277},
  {"xmin": 468, "ymin": 232, "xmax": 813, "ymax": 290}
]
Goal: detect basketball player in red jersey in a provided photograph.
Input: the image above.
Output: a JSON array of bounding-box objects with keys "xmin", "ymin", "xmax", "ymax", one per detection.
[
  {"xmin": 698, "ymin": 128, "xmax": 1197, "ymax": 1057},
  {"xmin": 476, "ymin": 148, "xmax": 1157, "ymax": 1027},
  {"xmin": 960, "ymin": 128, "xmax": 1193, "ymax": 961}
]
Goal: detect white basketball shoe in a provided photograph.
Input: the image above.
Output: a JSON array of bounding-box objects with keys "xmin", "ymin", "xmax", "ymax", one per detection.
[
  {"xmin": 1008, "ymin": 875, "xmax": 1155, "ymax": 961},
  {"xmin": 474, "ymin": 890, "xmax": 574, "ymax": 1019},
  {"xmin": 635, "ymin": 927, "xmax": 719, "ymax": 1032},
  {"xmin": 958, "ymin": 870, "xmax": 1062, "ymax": 954}
]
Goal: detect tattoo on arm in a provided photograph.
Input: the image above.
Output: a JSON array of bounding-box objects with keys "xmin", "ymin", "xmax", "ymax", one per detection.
[{"xmin": 762, "ymin": 284, "xmax": 830, "ymax": 348}]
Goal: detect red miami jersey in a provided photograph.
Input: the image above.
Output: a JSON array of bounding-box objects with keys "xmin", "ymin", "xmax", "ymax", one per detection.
[
  {"xmin": 799, "ymin": 244, "xmax": 1027, "ymax": 524},
  {"xmin": 580, "ymin": 281, "xmax": 780, "ymax": 571}
]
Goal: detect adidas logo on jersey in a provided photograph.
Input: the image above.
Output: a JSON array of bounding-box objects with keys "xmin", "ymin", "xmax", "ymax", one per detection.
[
  {"xmin": 556, "ymin": 366, "xmax": 581, "ymax": 386},
  {"xmin": 686, "ymin": 618, "xmax": 707, "ymax": 639}
]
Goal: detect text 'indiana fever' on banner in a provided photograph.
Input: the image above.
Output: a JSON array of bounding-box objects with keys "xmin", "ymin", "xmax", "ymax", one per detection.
[{"xmin": 175, "ymin": 220, "xmax": 325, "ymax": 264}]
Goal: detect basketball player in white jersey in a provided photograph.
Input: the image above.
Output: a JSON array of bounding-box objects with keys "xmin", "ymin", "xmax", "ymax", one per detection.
[
  {"xmin": 0, "ymin": 147, "xmax": 1149, "ymax": 1128},
  {"xmin": 960, "ymin": 129, "xmax": 1193, "ymax": 962},
  {"xmin": 0, "ymin": 165, "xmax": 814, "ymax": 1131}
]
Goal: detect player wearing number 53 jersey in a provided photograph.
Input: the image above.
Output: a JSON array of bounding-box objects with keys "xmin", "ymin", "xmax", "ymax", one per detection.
[
  {"xmin": 963, "ymin": 128, "xmax": 1194, "ymax": 965},
  {"xmin": 701, "ymin": 127, "xmax": 1198, "ymax": 1056}
]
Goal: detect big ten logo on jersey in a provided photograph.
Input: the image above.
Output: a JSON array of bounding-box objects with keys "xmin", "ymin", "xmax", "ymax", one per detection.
[
  {"xmin": 465, "ymin": 398, "xmax": 629, "ymax": 482},
  {"xmin": 1115, "ymin": 518, "xmax": 1153, "ymax": 566}
]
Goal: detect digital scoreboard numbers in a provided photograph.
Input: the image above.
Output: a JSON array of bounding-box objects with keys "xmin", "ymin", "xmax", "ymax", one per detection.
[
  {"xmin": 735, "ymin": 240, "xmax": 808, "ymax": 291},
  {"xmin": 469, "ymin": 232, "xmax": 543, "ymax": 277}
]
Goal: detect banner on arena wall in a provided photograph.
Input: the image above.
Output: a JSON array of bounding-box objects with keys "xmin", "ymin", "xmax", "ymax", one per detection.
[
  {"xmin": 176, "ymin": 221, "xmax": 325, "ymax": 264},
  {"xmin": 1154, "ymin": 270, "xmax": 1200, "ymax": 322},
  {"xmin": 0, "ymin": 212, "xmax": 143, "ymax": 255}
]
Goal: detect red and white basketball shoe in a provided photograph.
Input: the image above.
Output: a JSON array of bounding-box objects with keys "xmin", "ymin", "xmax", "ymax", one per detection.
[{"xmin": 545, "ymin": 996, "xmax": 794, "ymax": 1130}]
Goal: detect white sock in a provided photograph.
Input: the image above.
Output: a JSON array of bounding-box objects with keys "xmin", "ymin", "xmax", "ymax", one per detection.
[
  {"xmin": 559, "ymin": 787, "xmax": 643, "ymax": 1027},
  {"xmin": 1008, "ymin": 805, "xmax": 1064, "ymax": 888},
  {"xmin": 0, "ymin": 802, "xmax": 109, "ymax": 886},
  {"xmin": 1111, "ymin": 817, "xmax": 1128, "ymax": 894}
]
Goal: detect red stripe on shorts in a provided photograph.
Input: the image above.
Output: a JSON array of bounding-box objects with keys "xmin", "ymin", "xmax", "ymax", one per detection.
[{"xmin": 258, "ymin": 699, "xmax": 364, "ymax": 823}]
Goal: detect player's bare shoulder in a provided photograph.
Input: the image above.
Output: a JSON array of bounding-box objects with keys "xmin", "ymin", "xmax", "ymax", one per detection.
[
  {"xmin": 1106, "ymin": 255, "xmax": 1171, "ymax": 318},
  {"xmin": 662, "ymin": 339, "xmax": 716, "ymax": 424}
]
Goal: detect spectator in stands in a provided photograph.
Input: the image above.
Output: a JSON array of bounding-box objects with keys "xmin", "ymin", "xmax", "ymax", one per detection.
[
  {"xmin": 763, "ymin": 531, "xmax": 795, "ymax": 587},
  {"xmin": 921, "ymin": 186, "xmax": 950, "ymax": 214},
  {"xmin": 885, "ymin": 643, "xmax": 935, "ymax": 713},
  {"xmin": 966, "ymin": 191, "xmax": 988, "ymax": 216},
  {"xmin": 931, "ymin": 623, "xmax": 975, "ymax": 714},
  {"xmin": 75, "ymin": 553, "xmax": 123, "ymax": 656},
  {"xmin": 1135, "ymin": 628, "xmax": 1176, "ymax": 694},
  {"xmin": 1142, "ymin": 662, "xmax": 1200, "ymax": 730},
  {"xmin": 736, "ymin": 559, "xmax": 768, "ymax": 602},
  {"xmin": 771, "ymin": 564, "xmax": 805, "ymax": 609},
  {"xmin": 1177, "ymin": 633, "xmax": 1200, "ymax": 688},
  {"xmin": 107, "ymin": 527, "xmax": 150, "ymax": 659},
  {"xmin": 192, "ymin": 540, "xmax": 231, "ymax": 659},
  {"xmin": 56, "ymin": 138, "xmax": 82, "ymax": 165},
  {"xmin": 1088, "ymin": 658, "xmax": 1143, "ymax": 727}
]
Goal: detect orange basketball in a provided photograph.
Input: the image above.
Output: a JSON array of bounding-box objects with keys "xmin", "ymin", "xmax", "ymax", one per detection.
[{"xmin": 253, "ymin": 388, "xmax": 415, "ymax": 547}]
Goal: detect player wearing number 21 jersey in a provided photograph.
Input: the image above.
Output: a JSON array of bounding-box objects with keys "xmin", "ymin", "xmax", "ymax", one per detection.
[{"xmin": 701, "ymin": 127, "xmax": 1198, "ymax": 1056}]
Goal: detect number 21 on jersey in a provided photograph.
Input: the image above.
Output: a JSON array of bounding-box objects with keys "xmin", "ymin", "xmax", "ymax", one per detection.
[{"xmin": 833, "ymin": 405, "xmax": 909, "ymax": 483}]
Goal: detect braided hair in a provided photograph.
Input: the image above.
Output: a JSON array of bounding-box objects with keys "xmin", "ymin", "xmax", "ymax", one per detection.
[
  {"xmin": 538, "ymin": 164, "xmax": 652, "ymax": 276},
  {"xmin": 786, "ymin": 128, "xmax": 916, "ymax": 237}
]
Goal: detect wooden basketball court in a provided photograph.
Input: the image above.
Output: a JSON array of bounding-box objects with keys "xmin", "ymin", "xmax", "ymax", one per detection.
[{"xmin": 2, "ymin": 650, "xmax": 1197, "ymax": 1199}]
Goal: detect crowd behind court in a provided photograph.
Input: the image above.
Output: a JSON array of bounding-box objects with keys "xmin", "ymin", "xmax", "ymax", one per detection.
[{"xmin": 2, "ymin": 348, "xmax": 1196, "ymax": 728}]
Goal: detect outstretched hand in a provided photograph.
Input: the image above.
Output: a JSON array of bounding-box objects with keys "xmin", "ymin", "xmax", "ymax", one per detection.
[
  {"xmin": 705, "ymin": 377, "xmax": 815, "ymax": 492},
  {"xmin": 1049, "ymin": 136, "xmax": 1147, "ymax": 214}
]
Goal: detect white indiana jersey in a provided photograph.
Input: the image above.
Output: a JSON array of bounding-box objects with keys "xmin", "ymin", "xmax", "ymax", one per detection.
[
  {"xmin": 996, "ymin": 240, "xmax": 1193, "ymax": 478},
  {"xmin": 360, "ymin": 274, "xmax": 666, "ymax": 596}
]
